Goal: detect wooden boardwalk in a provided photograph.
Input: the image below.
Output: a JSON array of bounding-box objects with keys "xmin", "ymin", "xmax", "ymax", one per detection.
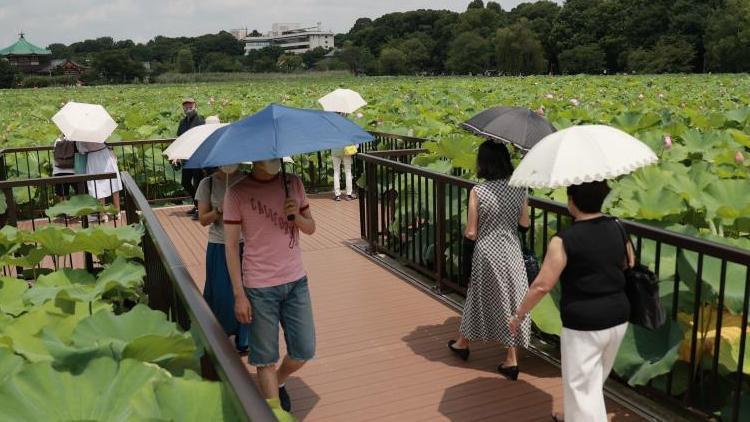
[{"xmin": 155, "ymin": 197, "xmax": 643, "ymax": 422}]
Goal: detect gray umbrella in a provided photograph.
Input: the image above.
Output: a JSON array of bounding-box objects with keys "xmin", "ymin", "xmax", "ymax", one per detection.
[{"xmin": 461, "ymin": 106, "xmax": 556, "ymax": 151}]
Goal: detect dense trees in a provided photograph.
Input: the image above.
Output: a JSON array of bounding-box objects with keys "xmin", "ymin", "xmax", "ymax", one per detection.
[
  {"xmin": 0, "ymin": 59, "xmax": 17, "ymax": 88},
  {"xmin": 339, "ymin": 0, "xmax": 745, "ymax": 75},
  {"xmin": 30, "ymin": 0, "xmax": 750, "ymax": 84}
]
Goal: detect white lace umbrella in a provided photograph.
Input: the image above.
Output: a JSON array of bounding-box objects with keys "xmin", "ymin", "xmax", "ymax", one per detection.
[
  {"xmin": 52, "ymin": 102, "xmax": 117, "ymax": 143},
  {"xmin": 509, "ymin": 125, "xmax": 658, "ymax": 188},
  {"xmin": 164, "ymin": 123, "xmax": 228, "ymax": 161},
  {"xmin": 318, "ymin": 88, "xmax": 367, "ymax": 114}
]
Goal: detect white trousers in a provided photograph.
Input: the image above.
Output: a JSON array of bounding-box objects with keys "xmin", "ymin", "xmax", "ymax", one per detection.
[
  {"xmin": 560, "ymin": 322, "xmax": 627, "ymax": 422},
  {"xmin": 332, "ymin": 155, "xmax": 353, "ymax": 196}
]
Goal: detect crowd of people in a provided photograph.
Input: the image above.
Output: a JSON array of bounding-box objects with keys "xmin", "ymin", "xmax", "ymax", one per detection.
[{"xmin": 51, "ymin": 97, "xmax": 633, "ymax": 420}]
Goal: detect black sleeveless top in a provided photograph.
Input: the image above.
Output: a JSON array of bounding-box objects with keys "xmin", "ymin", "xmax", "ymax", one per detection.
[{"xmin": 557, "ymin": 216, "xmax": 630, "ymax": 331}]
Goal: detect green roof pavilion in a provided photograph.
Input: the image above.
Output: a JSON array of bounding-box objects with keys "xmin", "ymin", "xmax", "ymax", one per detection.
[{"xmin": 0, "ymin": 33, "xmax": 51, "ymax": 56}]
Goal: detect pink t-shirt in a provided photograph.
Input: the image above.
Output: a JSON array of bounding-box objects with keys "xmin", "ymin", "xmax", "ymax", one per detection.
[{"xmin": 223, "ymin": 173, "xmax": 309, "ymax": 289}]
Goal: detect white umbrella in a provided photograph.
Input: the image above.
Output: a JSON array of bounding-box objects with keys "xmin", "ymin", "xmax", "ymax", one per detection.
[
  {"xmin": 509, "ymin": 125, "xmax": 658, "ymax": 188},
  {"xmin": 164, "ymin": 123, "xmax": 228, "ymax": 161},
  {"xmin": 318, "ymin": 88, "xmax": 367, "ymax": 114},
  {"xmin": 52, "ymin": 102, "xmax": 117, "ymax": 143}
]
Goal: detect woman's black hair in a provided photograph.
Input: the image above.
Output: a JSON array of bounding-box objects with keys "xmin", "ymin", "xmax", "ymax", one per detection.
[
  {"xmin": 476, "ymin": 140, "xmax": 514, "ymax": 181},
  {"xmin": 566, "ymin": 181, "xmax": 611, "ymax": 213}
]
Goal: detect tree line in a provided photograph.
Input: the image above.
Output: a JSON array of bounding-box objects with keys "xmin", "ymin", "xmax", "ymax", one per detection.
[
  {"xmin": 2, "ymin": 0, "xmax": 749, "ymax": 87},
  {"xmin": 336, "ymin": 0, "xmax": 749, "ymax": 75}
]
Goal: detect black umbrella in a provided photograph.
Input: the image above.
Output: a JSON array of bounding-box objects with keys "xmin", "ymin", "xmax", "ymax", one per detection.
[{"xmin": 461, "ymin": 106, "xmax": 556, "ymax": 151}]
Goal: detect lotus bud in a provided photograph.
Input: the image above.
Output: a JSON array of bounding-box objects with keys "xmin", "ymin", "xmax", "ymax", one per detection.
[
  {"xmin": 664, "ymin": 135, "xmax": 673, "ymax": 149},
  {"xmin": 736, "ymin": 151, "xmax": 745, "ymax": 164}
]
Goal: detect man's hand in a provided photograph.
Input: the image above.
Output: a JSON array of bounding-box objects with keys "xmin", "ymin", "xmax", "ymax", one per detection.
[
  {"xmin": 284, "ymin": 198, "xmax": 299, "ymax": 218},
  {"xmin": 235, "ymin": 293, "xmax": 252, "ymax": 324}
]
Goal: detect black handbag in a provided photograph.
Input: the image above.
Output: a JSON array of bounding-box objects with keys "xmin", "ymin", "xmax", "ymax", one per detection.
[{"xmin": 614, "ymin": 219, "xmax": 666, "ymax": 330}]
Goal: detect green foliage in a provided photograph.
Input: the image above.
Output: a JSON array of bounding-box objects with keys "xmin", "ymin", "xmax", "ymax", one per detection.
[
  {"xmin": 45, "ymin": 194, "xmax": 111, "ymax": 217},
  {"xmin": 93, "ymin": 49, "xmax": 146, "ymax": 83},
  {"xmin": 378, "ymin": 47, "xmax": 410, "ymax": 75},
  {"xmin": 446, "ymin": 32, "xmax": 491, "ymax": 74},
  {"xmin": 0, "ymin": 59, "xmax": 18, "ymax": 89},
  {"xmin": 277, "ymin": 54, "xmax": 304, "ymax": 73},
  {"xmin": 494, "ymin": 19, "xmax": 547, "ymax": 75},
  {"xmin": 0, "ymin": 204, "xmax": 237, "ymax": 421},
  {"xmin": 0, "ymin": 357, "xmax": 238, "ymax": 421},
  {"xmin": 176, "ymin": 49, "xmax": 194, "ymax": 74},
  {"xmin": 558, "ymin": 44, "xmax": 606, "ymax": 74},
  {"xmin": 627, "ymin": 36, "xmax": 697, "ymax": 74},
  {"xmin": 704, "ymin": 0, "xmax": 750, "ymax": 72}
]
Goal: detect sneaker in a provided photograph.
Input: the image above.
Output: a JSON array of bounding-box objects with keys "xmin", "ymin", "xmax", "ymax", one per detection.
[
  {"xmin": 334, "ymin": 195, "xmax": 341, "ymax": 202},
  {"xmin": 278, "ymin": 385, "xmax": 291, "ymax": 412},
  {"xmin": 191, "ymin": 212, "xmax": 200, "ymax": 221},
  {"xmin": 186, "ymin": 207, "xmax": 197, "ymax": 216},
  {"xmin": 346, "ymin": 194, "xmax": 357, "ymax": 201}
]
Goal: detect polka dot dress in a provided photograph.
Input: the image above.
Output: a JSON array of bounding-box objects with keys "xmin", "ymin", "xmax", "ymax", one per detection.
[{"xmin": 459, "ymin": 180, "xmax": 531, "ymax": 348}]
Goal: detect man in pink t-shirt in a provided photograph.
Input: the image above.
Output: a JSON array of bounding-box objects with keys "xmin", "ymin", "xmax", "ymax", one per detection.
[{"xmin": 224, "ymin": 159, "xmax": 316, "ymax": 412}]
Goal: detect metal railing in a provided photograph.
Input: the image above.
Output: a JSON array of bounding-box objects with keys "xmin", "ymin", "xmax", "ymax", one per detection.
[
  {"xmin": 0, "ymin": 172, "xmax": 123, "ymax": 277},
  {"xmin": 357, "ymin": 149, "xmax": 750, "ymax": 421},
  {"xmin": 121, "ymin": 172, "xmax": 275, "ymax": 421},
  {"xmin": 0, "ymin": 131, "xmax": 425, "ymax": 208}
]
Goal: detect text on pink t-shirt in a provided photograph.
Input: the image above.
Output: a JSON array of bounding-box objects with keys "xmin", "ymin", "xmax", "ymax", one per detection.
[{"xmin": 223, "ymin": 173, "xmax": 309, "ymax": 289}]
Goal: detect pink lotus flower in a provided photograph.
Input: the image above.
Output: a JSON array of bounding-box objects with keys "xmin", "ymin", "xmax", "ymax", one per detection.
[
  {"xmin": 736, "ymin": 151, "xmax": 745, "ymax": 164},
  {"xmin": 664, "ymin": 135, "xmax": 673, "ymax": 149}
]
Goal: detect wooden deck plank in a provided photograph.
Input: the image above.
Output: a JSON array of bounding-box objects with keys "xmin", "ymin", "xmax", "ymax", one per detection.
[{"xmin": 155, "ymin": 196, "xmax": 643, "ymax": 422}]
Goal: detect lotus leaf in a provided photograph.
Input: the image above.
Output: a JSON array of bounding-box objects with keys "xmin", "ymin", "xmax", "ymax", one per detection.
[
  {"xmin": 136, "ymin": 377, "xmax": 240, "ymax": 421},
  {"xmin": 30, "ymin": 225, "xmax": 78, "ymax": 257},
  {"xmin": 702, "ymin": 180, "xmax": 750, "ymax": 226},
  {"xmin": 0, "ymin": 347, "xmax": 24, "ymax": 383},
  {"xmin": 45, "ymin": 194, "xmax": 112, "ymax": 218},
  {"xmin": 613, "ymin": 319, "xmax": 684, "ymax": 386},
  {"xmin": 0, "ymin": 277, "xmax": 28, "ymax": 316},
  {"xmin": 0, "ymin": 357, "xmax": 168, "ymax": 422},
  {"xmin": 676, "ymin": 306, "xmax": 750, "ymax": 375}
]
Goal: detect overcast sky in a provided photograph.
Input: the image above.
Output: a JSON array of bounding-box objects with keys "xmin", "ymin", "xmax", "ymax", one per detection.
[{"xmin": 0, "ymin": 0, "xmax": 560, "ymax": 48}]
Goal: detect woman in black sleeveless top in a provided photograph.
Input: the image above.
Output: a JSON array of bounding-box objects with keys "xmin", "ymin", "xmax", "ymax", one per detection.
[{"xmin": 509, "ymin": 181, "xmax": 634, "ymax": 422}]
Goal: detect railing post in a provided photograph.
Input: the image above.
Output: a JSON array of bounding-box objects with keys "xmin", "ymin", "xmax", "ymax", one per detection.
[
  {"xmin": 0, "ymin": 153, "xmax": 7, "ymax": 181},
  {"xmin": 435, "ymin": 181, "xmax": 446, "ymax": 292},
  {"xmin": 366, "ymin": 161, "xmax": 378, "ymax": 253}
]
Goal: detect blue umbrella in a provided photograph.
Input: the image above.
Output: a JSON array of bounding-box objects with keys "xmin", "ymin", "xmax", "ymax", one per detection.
[{"xmin": 184, "ymin": 103, "xmax": 374, "ymax": 169}]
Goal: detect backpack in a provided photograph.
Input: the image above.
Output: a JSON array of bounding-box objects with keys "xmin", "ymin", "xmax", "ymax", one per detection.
[{"xmin": 54, "ymin": 139, "xmax": 76, "ymax": 169}]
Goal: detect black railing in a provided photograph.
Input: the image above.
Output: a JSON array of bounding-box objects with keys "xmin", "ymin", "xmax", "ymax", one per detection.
[
  {"xmin": 0, "ymin": 131, "xmax": 425, "ymax": 207},
  {"xmin": 358, "ymin": 150, "xmax": 750, "ymax": 421},
  {"xmin": 121, "ymin": 172, "xmax": 276, "ymax": 421},
  {"xmin": 0, "ymin": 173, "xmax": 123, "ymax": 277}
]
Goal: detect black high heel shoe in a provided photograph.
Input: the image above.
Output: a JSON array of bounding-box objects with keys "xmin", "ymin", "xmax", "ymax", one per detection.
[
  {"xmin": 497, "ymin": 364, "xmax": 519, "ymax": 381},
  {"xmin": 448, "ymin": 340, "xmax": 470, "ymax": 361}
]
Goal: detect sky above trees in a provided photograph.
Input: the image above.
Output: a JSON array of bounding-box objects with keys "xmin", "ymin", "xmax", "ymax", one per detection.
[{"xmin": 0, "ymin": 0, "xmax": 561, "ymax": 47}]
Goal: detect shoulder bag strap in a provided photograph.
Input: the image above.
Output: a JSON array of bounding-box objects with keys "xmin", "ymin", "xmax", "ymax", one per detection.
[{"xmin": 613, "ymin": 218, "xmax": 636, "ymax": 269}]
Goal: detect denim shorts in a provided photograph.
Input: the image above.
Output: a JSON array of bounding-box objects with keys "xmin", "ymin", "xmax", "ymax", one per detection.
[{"xmin": 245, "ymin": 277, "xmax": 316, "ymax": 366}]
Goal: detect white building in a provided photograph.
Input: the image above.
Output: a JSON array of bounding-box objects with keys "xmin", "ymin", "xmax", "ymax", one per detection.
[{"xmin": 241, "ymin": 23, "xmax": 334, "ymax": 54}]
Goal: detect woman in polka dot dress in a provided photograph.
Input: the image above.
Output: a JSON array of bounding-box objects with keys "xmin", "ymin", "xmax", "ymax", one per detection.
[{"xmin": 448, "ymin": 140, "xmax": 531, "ymax": 381}]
